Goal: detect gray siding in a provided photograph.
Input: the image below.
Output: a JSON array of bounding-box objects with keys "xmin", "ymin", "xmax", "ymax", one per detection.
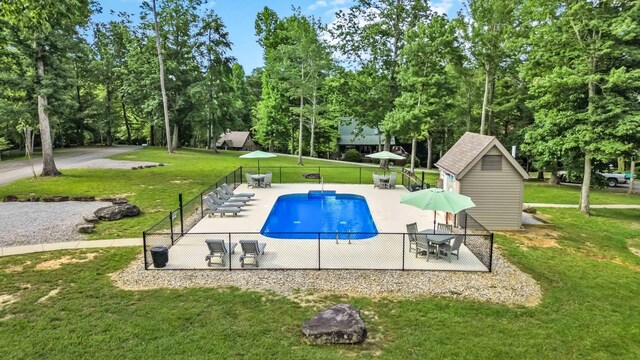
[{"xmin": 459, "ymin": 147, "xmax": 523, "ymax": 230}]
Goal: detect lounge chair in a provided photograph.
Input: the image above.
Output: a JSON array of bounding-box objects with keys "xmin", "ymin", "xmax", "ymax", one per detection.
[
  {"xmin": 207, "ymin": 194, "xmax": 246, "ymax": 208},
  {"xmin": 263, "ymin": 172, "xmax": 272, "ymax": 188},
  {"xmin": 216, "ymin": 187, "xmax": 250, "ymax": 203},
  {"xmin": 406, "ymin": 223, "xmax": 436, "ymax": 257},
  {"xmin": 388, "ymin": 172, "xmax": 397, "ymax": 189},
  {"xmin": 245, "ymin": 173, "xmax": 256, "ymax": 188},
  {"xmin": 203, "ymin": 197, "xmax": 242, "ymax": 217},
  {"xmin": 439, "ymin": 235, "xmax": 464, "ymax": 262},
  {"xmin": 437, "ymin": 223, "xmax": 453, "ymax": 234},
  {"xmin": 205, "ymin": 239, "xmax": 237, "ymax": 266},
  {"xmin": 222, "ymin": 183, "xmax": 254, "ymax": 198},
  {"xmin": 239, "ymin": 240, "xmax": 267, "ymax": 267}
]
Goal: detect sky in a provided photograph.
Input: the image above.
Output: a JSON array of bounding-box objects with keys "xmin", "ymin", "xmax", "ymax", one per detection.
[{"xmin": 95, "ymin": 0, "xmax": 463, "ymax": 73}]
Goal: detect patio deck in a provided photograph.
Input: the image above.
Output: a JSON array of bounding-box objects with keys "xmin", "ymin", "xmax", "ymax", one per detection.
[{"xmin": 158, "ymin": 183, "xmax": 489, "ymax": 271}]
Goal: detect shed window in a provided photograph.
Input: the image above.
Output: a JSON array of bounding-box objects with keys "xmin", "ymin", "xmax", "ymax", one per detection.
[{"xmin": 481, "ymin": 155, "xmax": 502, "ymax": 170}]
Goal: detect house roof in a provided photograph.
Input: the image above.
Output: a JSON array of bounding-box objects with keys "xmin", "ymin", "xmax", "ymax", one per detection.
[
  {"xmin": 338, "ymin": 119, "xmax": 395, "ymax": 146},
  {"xmin": 216, "ymin": 131, "xmax": 250, "ymax": 148},
  {"xmin": 435, "ymin": 132, "xmax": 529, "ymax": 180}
]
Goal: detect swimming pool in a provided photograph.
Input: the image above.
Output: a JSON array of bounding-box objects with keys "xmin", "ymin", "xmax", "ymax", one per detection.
[{"xmin": 260, "ymin": 191, "xmax": 378, "ymax": 239}]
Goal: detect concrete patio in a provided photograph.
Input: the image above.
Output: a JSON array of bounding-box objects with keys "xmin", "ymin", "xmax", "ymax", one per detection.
[{"xmin": 155, "ymin": 183, "xmax": 490, "ymax": 271}]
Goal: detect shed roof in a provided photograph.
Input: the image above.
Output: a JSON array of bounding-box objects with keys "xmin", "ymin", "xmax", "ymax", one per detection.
[
  {"xmin": 436, "ymin": 132, "xmax": 529, "ymax": 180},
  {"xmin": 216, "ymin": 131, "xmax": 250, "ymax": 148}
]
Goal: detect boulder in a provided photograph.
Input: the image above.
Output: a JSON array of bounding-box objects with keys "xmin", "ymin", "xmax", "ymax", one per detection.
[
  {"xmin": 43, "ymin": 196, "xmax": 69, "ymax": 202},
  {"xmin": 158, "ymin": 163, "xmax": 164, "ymax": 166},
  {"xmin": 94, "ymin": 204, "xmax": 141, "ymax": 221},
  {"xmin": 301, "ymin": 304, "xmax": 367, "ymax": 344},
  {"xmin": 76, "ymin": 223, "xmax": 95, "ymax": 234},
  {"xmin": 28, "ymin": 196, "xmax": 40, "ymax": 202},
  {"xmin": 83, "ymin": 214, "xmax": 100, "ymax": 223},
  {"xmin": 523, "ymin": 207, "xmax": 537, "ymax": 214},
  {"xmin": 72, "ymin": 196, "xmax": 96, "ymax": 202},
  {"xmin": 112, "ymin": 197, "xmax": 128, "ymax": 205},
  {"xmin": 98, "ymin": 197, "xmax": 116, "ymax": 202},
  {"xmin": 132, "ymin": 167, "xmax": 139, "ymax": 170},
  {"xmin": 4, "ymin": 195, "xmax": 18, "ymax": 202}
]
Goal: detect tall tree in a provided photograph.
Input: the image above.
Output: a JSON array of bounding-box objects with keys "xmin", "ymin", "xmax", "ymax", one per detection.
[
  {"xmin": 0, "ymin": 0, "xmax": 92, "ymax": 175},
  {"xmin": 151, "ymin": 0, "xmax": 173, "ymax": 153}
]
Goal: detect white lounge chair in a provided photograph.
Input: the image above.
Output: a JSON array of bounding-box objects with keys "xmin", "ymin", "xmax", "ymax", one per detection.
[
  {"xmin": 205, "ymin": 239, "xmax": 237, "ymax": 266},
  {"xmin": 216, "ymin": 187, "xmax": 250, "ymax": 202},
  {"xmin": 239, "ymin": 240, "xmax": 266, "ymax": 267},
  {"xmin": 203, "ymin": 197, "xmax": 242, "ymax": 217},
  {"xmin": 222, "ymin": 183, "xmax": 254, "ymax": 198}
]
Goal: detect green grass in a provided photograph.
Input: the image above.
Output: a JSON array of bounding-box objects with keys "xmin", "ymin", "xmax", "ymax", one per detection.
[
  {"xmin": 0, "ymin": 147, "xmax": 438, "ymax": 239},
  {"xmin": 524, "ymin": 181, "xmax": 640, "ymax": 205},
  {"xmin": 1, "ymin": 208, "xmax": 639, "ymax": 359}
]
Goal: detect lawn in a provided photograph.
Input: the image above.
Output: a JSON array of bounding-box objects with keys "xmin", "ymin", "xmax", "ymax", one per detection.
[
  {"xmin": 524, "ymin": 181, "xmax": 640, "ymax": 205},
  {"xmin": 0, "ymin": 208, "xmax": 639, "ymax": 359},
  {"xmin": 0, "ymin": 147, "xmax": 438, "ymax": 239}
]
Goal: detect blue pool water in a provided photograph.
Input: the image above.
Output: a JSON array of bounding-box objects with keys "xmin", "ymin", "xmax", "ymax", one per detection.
[{"xmin": 260, "ymin": 191, "xmax": 378, "ymax": 239}]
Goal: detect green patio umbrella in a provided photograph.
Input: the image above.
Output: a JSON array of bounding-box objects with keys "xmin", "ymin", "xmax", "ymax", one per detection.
[
  {"xmin": 365, "ymin": 151, "xmax": 405, "ymax": 174},
  {"xmin": 239, "ymin": 150, "xmax": 276, "ymax": 173},
  {"xmin": 400, "ymin": 188, "xmax": 476, "ymax": 233}
]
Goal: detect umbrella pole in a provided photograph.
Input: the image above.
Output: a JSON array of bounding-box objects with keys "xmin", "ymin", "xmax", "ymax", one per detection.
[
  {"xmin": 258, "ymin": 159, "xmax": 260, "ymax": 174},
  {"xmin": 433, "ymin": 210, "xmax": 436, "ymax": 233}
]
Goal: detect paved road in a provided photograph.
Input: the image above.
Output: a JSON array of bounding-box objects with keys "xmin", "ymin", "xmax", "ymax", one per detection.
[{"xmin": 0, "ymin": 145, "xmax": 141, "ymax": 186}]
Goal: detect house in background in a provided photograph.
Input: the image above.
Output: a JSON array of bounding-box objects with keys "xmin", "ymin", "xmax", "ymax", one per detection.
[
  {"xmin": 216, "ymin": 131, "xmax": 257, "ymax": 151},
  {"xmin": 435, "ymin": 132, "xmax": 529, "ymax": 230},
  {"xmin": 338, "ymin": 119, "xmax": 395, "ymax": 155}
]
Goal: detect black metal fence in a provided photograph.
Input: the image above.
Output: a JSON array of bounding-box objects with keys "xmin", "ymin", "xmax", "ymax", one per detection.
[{"xmin": 144, "ymin": 212, "xmax": 493, "ymax": 272}]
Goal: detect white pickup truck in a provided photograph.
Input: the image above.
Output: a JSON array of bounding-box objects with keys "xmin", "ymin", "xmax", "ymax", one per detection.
[{"xmin": 558, "ymin": 171, "xmax": 636, "ymax": 187}]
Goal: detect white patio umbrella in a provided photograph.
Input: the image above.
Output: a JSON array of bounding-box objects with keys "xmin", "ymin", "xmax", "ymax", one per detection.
[
  {"xmin": 365, "ymin": 151, "xmax": 405, "ymax": 174},
  {"xmin": 239, "ymin": 150, "xmax": 276, "ymax": 173}
]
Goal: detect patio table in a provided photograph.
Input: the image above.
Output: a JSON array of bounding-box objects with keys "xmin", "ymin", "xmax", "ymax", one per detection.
[
  {"xmin": 418, "ymin": 231, "xmax": 455, "ymax": 261},
  {"xmin": 378, "ymin": 175, "xmax": 390, "ymax": 189},
  {"xmin": 251, "ymin": 174, "xmax": 266, "ymax": 188}
]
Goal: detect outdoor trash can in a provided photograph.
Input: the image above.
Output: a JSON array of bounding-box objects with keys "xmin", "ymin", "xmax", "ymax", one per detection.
[{"xmin": 151, "ymin": 246, "xmax": 169, "ymax": 268}]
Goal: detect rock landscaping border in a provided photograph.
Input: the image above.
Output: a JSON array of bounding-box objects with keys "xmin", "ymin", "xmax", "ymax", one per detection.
[{"xmin": 111, "ymin": 248, "xmax": 541, "ymax": 307}]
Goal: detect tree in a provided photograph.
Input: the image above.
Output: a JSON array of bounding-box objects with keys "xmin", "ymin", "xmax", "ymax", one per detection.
[
  {"xmin": 522, "ymin": 0, "xmax": 640, "ymax": 215},
  {"xmin": 151, "ymin": 0, "xmax": 173, "ymax": 153},
  {"xmin": 0, "ymin": 0, "xmax": 92, "ymax": 175},
  {"xmin": 332, "ymin": 0, "xmax": 431, "ymax": 167},
  {"xmin": 386, "ymin": 15, "xmax": 459, "ymax": 173},
  {"xmin": 463, "ymin": 0, "xmax": 518, "ymax": 135}
]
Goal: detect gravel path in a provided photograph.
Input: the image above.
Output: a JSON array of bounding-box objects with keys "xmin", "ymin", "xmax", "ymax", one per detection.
[
  {"xmin": 66, "ymin": 159, "xmax": 161, "ymax": 170},
  {"xmin": 112, "ymin": 248, "xmax": 541, "ymax": 307},
  {"xmin": 0, "ymin": 202, "xmax": 111, "ymax": 247}
]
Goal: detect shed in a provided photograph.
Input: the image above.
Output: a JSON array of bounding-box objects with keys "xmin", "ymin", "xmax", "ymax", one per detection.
[
  {"xmin": 216, "ymin": 131, "xmax": 257, "ymax": 151},
  {"xmin": 435, "ymin": 132, "xmax": 529, "ymax": 230}
]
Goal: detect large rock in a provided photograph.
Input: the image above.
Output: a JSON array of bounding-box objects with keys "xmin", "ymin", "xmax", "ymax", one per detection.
[
  {"xmin": 4, "ymin": 195, "xmax": 18, "ymax": 202},
  {"xmin": 94, "ymin": 204, "xmax": 140, "ymax": 221},
  {"xmin": 76, "ymin": 223, "xmax": 95, "ymax": 234},
  {"xmin": 301, "ymin": 304, "xmax": 367, "ymax": 344},
  {"xmin": 523, "ymin": 207, "xmax": 537, "ymax": 214}
]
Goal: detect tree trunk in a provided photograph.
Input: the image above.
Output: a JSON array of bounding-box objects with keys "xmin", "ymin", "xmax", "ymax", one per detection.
[
  {"xmin": 297, "ymin": 95, "xmax": 304, "ymax": 165},
  {"xmin": 381, "ymin": 133, "xmax": 391, "ymax": 170},
  {"xmin": 122, "ymin": 99, "xmax": 132, "ymax": 144},
  {"xmin": 427, "ymin": 137, "xmax": 433, "ymax": 169},
  {"xmin": 628, "ymin": 159, "xmax": 635, "ymax": 194},
  {"xmin": 549, "ymin": 172, "xmax": 559, "ymax": 185},
  {"xmin": 410, "ymin": 136, "xmax": 417, "ymax": 174},
  {"xmin": 537, "ymin": 170, "xmax": 544, "ymax": 181},
  {"xmin": 309, "ymin": 90, "xmax": 317, "ymax": 157},
  {"xmin": 152, "ymin": 0, "xmax": 173, "ymax": 154},
  {"xmin": 149, "ymin": 124, "xmax": 155, "ymax": 146},
  {"xmin": 171, "ymin": 123, "xmax": 179, "ymax": 151},
  {"xmin": 580, "ymin": 153, "xmax": 591, "ymax": 215},
  {"xmin": 105, "ymin": 87, "xmax": 113, "ymax": 146},
  {"xmin": 480, "ymin": 68, "xmax": 494, "ymax": 135},
  {"xmin": 35, "ymin": 43, "xmax": 61, "ymax": 176}
]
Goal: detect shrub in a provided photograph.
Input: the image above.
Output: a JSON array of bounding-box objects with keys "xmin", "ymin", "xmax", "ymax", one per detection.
[
  {"xmin": 403, "ymin": 156, "xmax": 421, "ymax": 168},
  {"xmin": 343, "ymin": 149, "xmax": 362, "ymax": 163}
]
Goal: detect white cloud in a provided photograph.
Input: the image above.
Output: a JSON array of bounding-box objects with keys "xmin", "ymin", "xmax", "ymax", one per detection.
[
  {"xmin": 330, "ymin": 0, "xmax": 351, "ymax": 5},
  {"xmin": 431, "ymin": 0, "xmax": 454, "ymax": 15},
  {"xmin": 308, "ymin": 1, "xmax": 328, "ymax": 11}
]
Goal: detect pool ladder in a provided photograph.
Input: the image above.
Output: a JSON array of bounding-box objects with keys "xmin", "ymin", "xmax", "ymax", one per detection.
[{"xmin": 335, "ymin": 230, "xmax": 352, "ymax": 245}]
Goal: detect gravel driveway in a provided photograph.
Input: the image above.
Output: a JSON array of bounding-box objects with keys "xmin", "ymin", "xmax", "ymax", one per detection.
[{"xmin": 0, "ymin": 201, "xmax": 111, "ymax": 247}]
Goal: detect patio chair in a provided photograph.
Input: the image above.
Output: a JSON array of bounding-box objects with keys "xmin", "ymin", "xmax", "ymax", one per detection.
[
  {"xmin": 216, "ymin": 187, "xmax": 251, "ymax": 203},
  {"xmin": 437, "ymin": 223, "xmax": 453, "ymax": 234},
  {"xmin": 203, "ymin": 197, "xmax": 241, "ymax": 217},
  {"xmin": 406, "ymin": 223, "xmax": 436, "ymax": 257},
  {"xmin": 245, "ymin": 173, "xmax": 256, "ymax": 188},
  {"xmin": 207, "ymin": 194, "xmax": 246, "ymax": 208},
  {"xmin": 438, "ymin": 234, "xmax": 464, "ymax": 262},
  {"xmin": 205, "ymin": 239, "xmax": 237, "ymax": 266},
  {"xmin": 264, "ymin": 172, "xmax": 272, "ymax": 188},
  {"xmin": 222, "ymin": 183, "xmax": 255, "ymax": 198},
  {"xmin": 239, "ymin": 240, "xmax": 267, "ymax": 267},
  {"xmin": 373, "ymin": 174, "xmax": 387, "ymax": 189},
  {"xmin": 388, "ymin": 172, "xmax": 397, "ymax": 189}
]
